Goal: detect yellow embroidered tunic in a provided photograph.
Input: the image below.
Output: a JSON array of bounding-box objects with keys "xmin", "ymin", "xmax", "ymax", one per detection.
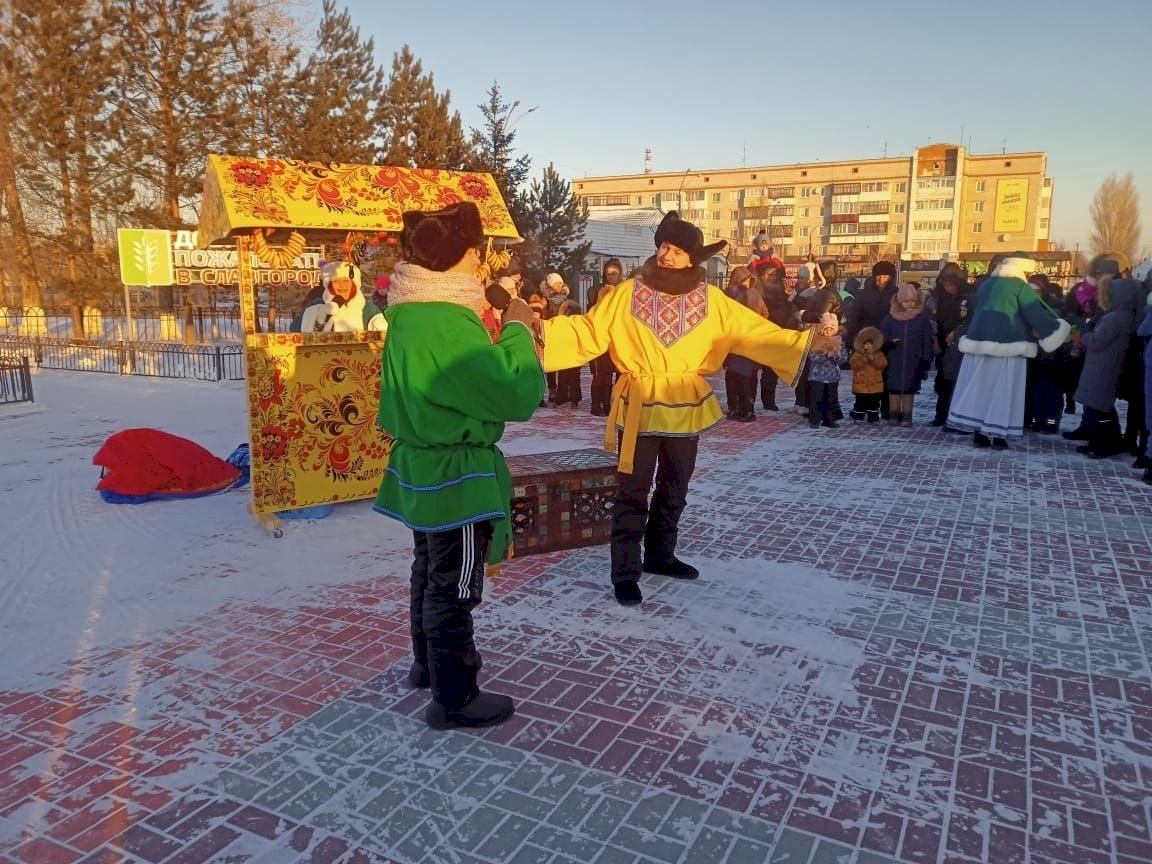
[{"xmin": 542, "ymin": 277, "xmax": 813, "ymax": 473}]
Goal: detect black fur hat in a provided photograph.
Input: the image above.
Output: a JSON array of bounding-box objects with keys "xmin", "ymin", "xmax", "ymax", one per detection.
[
  {"xmin": 401, "ymin": 202, "xmax": 484, "ymax": 272},
  {"xmin": 654, "ymin": 211, "xmax": 727, "ymax": 265},
  {"xmin": 871, "ymin": 260, "xmax": 897, "ymax": 279}
]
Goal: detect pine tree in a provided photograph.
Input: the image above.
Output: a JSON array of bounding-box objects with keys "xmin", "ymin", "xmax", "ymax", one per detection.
[
  {"xmin": 376, "ymin": 45, "xmax": 472, "ymax": 169},
  {"xmin": 106, "ymin": 0, "xmax": 237, "ymax": 231},
  {"xmin": 521, "ymin": 164, "xmax": 591, "ymax": 284},
  {"xmin": 286, "ymin": 0, "xmax": 382, "ymax": 164},
  {"xmin": 470, "ymin": 82, "xmax": 532, "ymax": 225},
  {"xmin": 10, "ymin": 0, "xmax": 123, "ymax": 311},
  {"xmin": 218, "ymin": 0, "xmax": 301, "ymax": 159},
  {"xmin": 0, "ymin": 14, "xmax": 42, "ymax": 307}
]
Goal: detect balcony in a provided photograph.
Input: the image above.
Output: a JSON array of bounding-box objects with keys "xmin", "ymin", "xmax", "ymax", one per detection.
[
  {"xmin": 831, "ymin": 183, "xmax": 862, "ymax": 196},
  {"xmin": 830, "ymin": 214, "xmax": 859, "ymax": 224},
  {"xmin": 859, "ymin": 201, "xmax": 890, "ymax": 215}
]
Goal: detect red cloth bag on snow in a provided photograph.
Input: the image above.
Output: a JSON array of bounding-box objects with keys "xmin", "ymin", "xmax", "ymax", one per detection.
[{"xmin": 94, "ymin": 428, "xmax": 240, "ymax": 502}]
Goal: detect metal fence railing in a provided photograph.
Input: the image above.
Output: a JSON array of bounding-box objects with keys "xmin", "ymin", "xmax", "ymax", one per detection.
[
  {"xmin": 0, "ymin": 306, "xmax": 297, "ymax": 344},
  {"xmin": 0, "ymin": 356, "xmax": 34, "ymax": 404},
  {"xmin": 0, "ymin": 337, "xmax": 245, "ymax": 382}
]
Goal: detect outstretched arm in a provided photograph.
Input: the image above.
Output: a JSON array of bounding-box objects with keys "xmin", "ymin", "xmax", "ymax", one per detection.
[
  {"xmin": 725, "ymin": 296, "xmax": 817, "ymax": 387},
  {"xmin": 541, "ymin": 286, "xmax": 620, "ymax": 372}
]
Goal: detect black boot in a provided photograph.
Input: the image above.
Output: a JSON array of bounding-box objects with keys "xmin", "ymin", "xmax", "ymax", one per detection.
[
  {"xmin": 1143, "ymin": 467, "xmax": 1152, "ymax": 486},
  {"xmin": 974, "ymin": 432, "xmax": 992, "ymax": 448},
  {"xmin": 643, "ymin": 557, "xmax": 699, "ymax": 580},
  {"xmin": 991, "ymin": 437, "xmax": 1008, "ymax": 450},
  {"xmin": 866, "ymin": 411, "xmax": 880, "ymax": 424},
  {"xmin": 850, "ymin": 410, "xmax": 865, "ymax": 423},
  {"xmin": 425, "ymin": 690, "xmax": 515, "ymax": 731},
  {"xmin": 408, "ymin": 662, "xmax": 429, "ymax": 689},
  {"xmin": 1062, "ymin": 425, "xmax": 1091, "ymax": 441},
  {"xmin": 614, "ymin": 579, "xmax": 643, "ymax": 606}
]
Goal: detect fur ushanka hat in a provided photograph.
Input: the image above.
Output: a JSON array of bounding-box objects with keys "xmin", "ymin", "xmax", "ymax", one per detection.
[
  {"xmin": 654, "ymin": 211, "xmax": 727, "ymax": 265},
  {"xmin": 401, "ymin": 202, "xmax": 484, "ymax": 272}
]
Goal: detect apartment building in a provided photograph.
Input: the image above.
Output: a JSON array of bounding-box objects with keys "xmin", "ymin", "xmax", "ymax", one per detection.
[{"xmin": 572, "ymin": 145, "xmax": 1053, "ymax": 278}]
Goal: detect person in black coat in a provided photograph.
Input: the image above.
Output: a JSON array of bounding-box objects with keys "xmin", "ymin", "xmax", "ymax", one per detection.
[
  {"xmin": 757, "ymin": 264, "xmax": 799, "ymax": 410},
  {"xmin": 930, "ymin": 263, "xmax": 971, "ymax": 425},
  {"xmin": 589, "ymin": 259, "xmax": 623, "ymax": 416},
  {"xmin": 847, "ymin": 261, "xmax": 899, "ymax": 416}
]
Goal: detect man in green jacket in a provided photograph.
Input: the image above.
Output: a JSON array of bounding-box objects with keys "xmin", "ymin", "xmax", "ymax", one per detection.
[{"xmin": 374, "ymin": 202, "xmax": 544, "ymax": 730}]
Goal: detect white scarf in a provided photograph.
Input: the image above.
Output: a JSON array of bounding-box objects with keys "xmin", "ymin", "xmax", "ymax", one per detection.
[{"xmin": 387, "ymin": 261, "xmax": 487, "ymax": 316}]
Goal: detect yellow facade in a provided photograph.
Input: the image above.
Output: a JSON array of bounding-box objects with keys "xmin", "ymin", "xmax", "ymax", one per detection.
[{"xmin": 573, "ymin": 146, "xmax": 1052, "ymax": 265}]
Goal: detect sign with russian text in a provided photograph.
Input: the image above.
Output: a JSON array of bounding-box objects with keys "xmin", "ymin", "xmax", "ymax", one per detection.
[{"xmin": 993, "ymin": 179, "xmax": 1029, "ymax": 234}]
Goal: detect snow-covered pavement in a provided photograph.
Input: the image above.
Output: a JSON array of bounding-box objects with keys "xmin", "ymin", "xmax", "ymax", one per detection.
[{"xmin": 1, "ymin": 371, "xmax": 1150, "ymax": 864}]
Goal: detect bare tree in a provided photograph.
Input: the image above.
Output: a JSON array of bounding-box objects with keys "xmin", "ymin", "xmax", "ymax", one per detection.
[{"xmin": 1089, "ymin": 172, "xmax": 1141, "ymax": 263}]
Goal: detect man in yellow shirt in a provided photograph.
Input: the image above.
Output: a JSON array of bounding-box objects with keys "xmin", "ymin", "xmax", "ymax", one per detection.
[{"xmin": 542, "ymin": 211, "xmax": 840, "ymax": 606}]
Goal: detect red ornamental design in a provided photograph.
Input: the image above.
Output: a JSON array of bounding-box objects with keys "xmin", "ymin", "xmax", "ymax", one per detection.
[
  {"xmin": 459, "ymin": 174, "xmax": 490, "ymax": 199},
  {"xmin": 231, "ymin": 160, "xmax": 273, "ymax": 188},
  {"xmin": 436, "ymin": 188, "xmax": 463, "ymax": 207},
  {"xmin": 631, "ymin": 283, "xmax": 709, "ymax": 347}
]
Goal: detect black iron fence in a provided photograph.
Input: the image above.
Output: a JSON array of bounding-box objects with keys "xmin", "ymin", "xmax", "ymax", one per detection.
[
  {"xmin": 0, "ymin": 356, "xmax": 34, "ymax": 404},
  {"xmin": 0, "ymin": 305, "xmax": 297, "ymax": 343},
  {"xmin": 0, "ymin": 337, "xmax": 244, "ymax": 382}
]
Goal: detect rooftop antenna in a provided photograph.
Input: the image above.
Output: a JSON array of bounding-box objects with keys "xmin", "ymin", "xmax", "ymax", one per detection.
[
  {"xmin": 1002, "ymin": 139, "xmax": 1007, "ymax": 154},
  {"xmin": 883, "ymin": 139, "xmax": 888, "ymax": 158},
  {"xmin": 644, "ymin": 148, "xmax": 652, "ymax": 175}
]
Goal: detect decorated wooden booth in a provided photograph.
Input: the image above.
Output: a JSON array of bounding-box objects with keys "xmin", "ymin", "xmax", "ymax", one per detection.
[{"xmin": 196, "ymin": 155, "xmax": 520, "ymax": 534}]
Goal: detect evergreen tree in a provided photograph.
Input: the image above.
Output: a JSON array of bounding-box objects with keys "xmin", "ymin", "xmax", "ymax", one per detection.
[
  {"xmin": 0, "ymin": 13, "xmax": 41, "ymax": 306},
  {"xmin": 107, "ymin": 0, "xmax": 235, "ymax": 231},
  {"xmin": 521, "ymin": 164, "xmax": 591, "ymax": 282},
  {"xmin": 218, "ymin": 0, "xmax": 300, "ymax": 159},
  {"xmin": 286, "ymin": 0, "xmax": 382, "ymax": 164},
  {"xmin": 377, "ymin": 45, "xmax": 472, "ymax": 169},
  {"xmin": 469, "ymin": 82, "xmax": 532, "ymax": 225},
  {"xmin": 10, "ymin": 0, "xmax": 123, "ymax": 310}
]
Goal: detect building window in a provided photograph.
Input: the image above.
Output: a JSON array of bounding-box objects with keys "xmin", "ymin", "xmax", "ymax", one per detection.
[
  {"xmin": 973, "ymin": 201, "xmax": 985, "ymax": 213},
  {"xmin": 892, "ymin": 223, "xmax": 904, "ymax": 234},
  {"xmin": 832, "ymin": 201, "xmax": 861, "ymax": 215},
  {"xmin": 686, "ymin": 190, "xmax": 706, "ymax": 202},
  {"xmin": 799, "ymin": 227, "xmax": 810, "ymax": 237},
  {"xmin": 635, "ymin": 196, "xmax": 644, "ymax": 206},
  {"xmin": 975, "ymin": 180, "xmax": 987, "ymax": 193},
  {"xmin": 971, "ymin": 243, "xmax": 981, "ymax": 252},
  {"xmin": 830, "ymin": 223, "xmax": 859, "ymax": 235},
  {"xmin": 650, "ymin": 195, "xmax": 660, "ymax": 205},
  {"xmin": 711, "ymin": 210, "xmax": 721, "ymax": 221},
  {"xmin": 801, "ymin": 207, "xmax": 810, "ymax": 218},
  {"xmin": 896, "ymin": 182, "xmax": 908, "ymax": 193},
  {"xmin": 1004, "ymin": 160, "xmax": 1013, "ymax": 167},
  {"xmin": 832, "ymin": 182, "xmax": 861, "ymax": 196},
  {"xmin": 800, "ymin": 187, "xmax": 811, "ymax": 198},
  {"xmin": 729, "ymin": 210, "xmax": 739, "ymax": 221},
  {"xmin": 972, "ymin": 222, "xmax": 983, "ymax": 233},
  {"xmin": 862, "ymin": 181, "xmax": 890, "ymax": 193},
  {"xmin": 858, "ymin": 222, "xmax": 887, "ymax": 236},
  {"xmin": 893, "ymin": 203, "xmax": 906, "ymax": 214},
  {"xmin": 1040, "ymin": 217, "xmax": 1049, "ymax": 230},
  {"xmin": 917, "ymin": 177, "xmax": 956, "ymax": 190},
  {"xmin": 1043, "ymin": 177, "xmax": 1052, "ymax": 188},
  {"xmin": 712, "ymin": 192, "xmax": 721, "ymax": 203},
  {"xmin": 800, "ymin": 170, "xmax": 808, "ymax": 177},
  {"xmin": 730, "ymin": 229, "xmax": 739, "ymax": 240},
  {"xmin": 913, "ymin": 220, "xmax": 953, "ymax": 232},
  {"xmin": 582, "ymin": 194, "xmax": 631, "ymax": 206},
  {"xmin": 731, "ymin": 191, "xmax": 741, "ymax": 201},
  {"xmin": 766, "ymin": 186, "xmax": 795, "ymax": 198}
]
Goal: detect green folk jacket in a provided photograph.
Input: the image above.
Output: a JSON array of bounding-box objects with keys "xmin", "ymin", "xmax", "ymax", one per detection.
[{"xmin": 373, "ymin": 303, "xmax": 544, "ymax": 564}]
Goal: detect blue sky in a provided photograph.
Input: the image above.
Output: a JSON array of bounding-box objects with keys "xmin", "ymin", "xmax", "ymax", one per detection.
[{"xmin": 335, "ymin": 0, "xmax": 1152, "ymax": 256}]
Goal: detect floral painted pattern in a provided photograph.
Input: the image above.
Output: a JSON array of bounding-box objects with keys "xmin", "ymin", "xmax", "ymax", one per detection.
[
  {"xmin": 247, "ymin": 345, "xmax": 393, "ymax": 513},
  {"xmin": 201, "ymin": 155, "xmax": 519, "ymax": 246},
  {"xmin": 631, "ymin": 282, "xmax": 709, "ymax": 348}
]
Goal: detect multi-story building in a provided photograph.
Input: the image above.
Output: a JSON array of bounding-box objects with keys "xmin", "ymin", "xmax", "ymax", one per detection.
[{"xmin": 572, "ymin": 145, "xmax": 1054, "ymax": 281}]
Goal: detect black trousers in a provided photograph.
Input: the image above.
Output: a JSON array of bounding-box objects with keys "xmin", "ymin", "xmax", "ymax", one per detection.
[
  {"xmin": 555, "ymin": 367, "xmax": 582, "ymax": 405},
  {"xmin": 724, "ymin": 370, "xmax": 757, "ymax": 415},
  {"xmin": 809, "ymin": 382, "xmax": 837, "ymax": 426},
  {"xmin": 610, "ymin": 435, "xmax": 699, "ymax": 585},
  {"xmin": 590, "ymin": 355, "xmax": 615, "ymax": 415},
  {"xmin": 760, "ymin": 366, "xmax": 778, "ymax": 408},
  {"xmin": 410, "ymin": 521, "xmax": 492, "ymax": 709},
  {"xmin": 852, "ymin": 392, "xmax": 882, "ymax": 419},
  {"xmin": 934, "ymin": 377, "xmax": 956, "ymax": 423}
]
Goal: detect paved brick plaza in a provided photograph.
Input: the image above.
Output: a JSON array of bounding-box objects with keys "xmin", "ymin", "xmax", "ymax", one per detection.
[{"xmin": 2, "ymin": 386, "xmax": 1151, "ymax": 864}]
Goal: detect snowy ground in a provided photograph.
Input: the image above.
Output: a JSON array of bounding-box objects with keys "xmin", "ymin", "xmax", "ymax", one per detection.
[
  {"xmin": 0, "ymin": 373, "xmax": 599, "ymax": 692},
  {"xmin": 1, "ymin": 370, "xmax": 1150, "ymax": 864}
]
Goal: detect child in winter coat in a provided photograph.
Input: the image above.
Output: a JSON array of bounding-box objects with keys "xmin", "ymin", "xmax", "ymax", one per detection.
[
  {"xmin": 880, "ymin": 283, "xmax": 935, "ymax": 426},
  {"xmin": 1071, "ymin": 275, "xmax": 1145, "ymax": 458},
  {"xmin": 809, "ymin": 313, "xmax": 845, "ymax": 428},
  {"xmin": 935, "ymin": 298, "xmax": 970, "ymax": 422},
  {"xmin": 849, "ymin": 325, "xmax": 888, "ymax": 423}
]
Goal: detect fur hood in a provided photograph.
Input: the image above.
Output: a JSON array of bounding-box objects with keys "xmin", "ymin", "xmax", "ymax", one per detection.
[
  {"xmin": 889, "ymin": 284, "xmax": 925, "ymax": 322},
  {"xmin": 854, "ymin": 326, "xmax": 884, "ymax": 352}
]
